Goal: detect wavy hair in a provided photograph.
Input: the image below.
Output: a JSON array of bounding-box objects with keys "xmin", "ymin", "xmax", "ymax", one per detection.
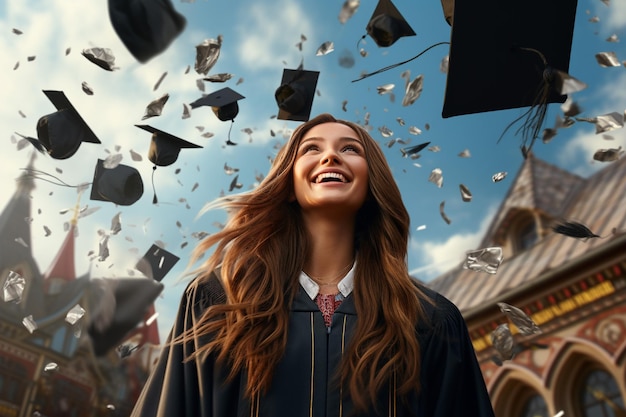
[{"xmin": 180, "ymin": 113, "xmax": 431, "ymax": 411}]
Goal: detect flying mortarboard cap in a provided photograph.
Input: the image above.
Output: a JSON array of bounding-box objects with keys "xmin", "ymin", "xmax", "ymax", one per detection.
[
  {"xmin": 275, "ymin": 68, "xmax": 320, "ymax": 122},
  {"xmin": 88, "ymin": 277, "xmax": 164, "ymax": 356},
  {"xmin": 189, "ymin": 87, "xmax": 245, "ymax": 122},
  {"xmin": 366, "ymin": 0, "xmax": 416, "ymax": 47},
  {"xmin": 135, "ymin": 124, "xmax": 202, "ymax": 167},
  {"xmin": 135, "ymin": 244, "xmax": 180, "ymax": 282},
  {"xmin": 441, "ymin": 0, "xmax": 578, "ymax": 118},
  {"xmin": 90, "ymin": 159, "xmax": 144, "ymax": 206},
  {"xmin": 108, "ymin": 0, "xmax": 186, "ymax": 63},
  {"xmin": 36, "ymin": 90, "xmax": 101, "ymax": 159}
]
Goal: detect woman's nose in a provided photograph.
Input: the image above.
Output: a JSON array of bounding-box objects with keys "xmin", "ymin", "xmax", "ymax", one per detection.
[{"xmin": 321, "ymin": 148, "xmax": 340, "ymax": 164}]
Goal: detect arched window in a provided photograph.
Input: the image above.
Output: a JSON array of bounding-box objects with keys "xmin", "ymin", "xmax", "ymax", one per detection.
[
  {"xmin": 579, "ymin": 369, "xmax": 625, "ymax": 417},
  {"xmin": 516, "ymin": 219, "xmax": 538, "ymax": 251},
  {"xmin": 520, "ymin": 393, "xmax": 549, "ymax": 417}
]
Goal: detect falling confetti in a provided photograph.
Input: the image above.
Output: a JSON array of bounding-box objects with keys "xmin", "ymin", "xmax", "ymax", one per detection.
[
  {"xmin": 195, "ymin": 36, "xmax": 223, "ymax": 75},
  {"xmin": 44, "ymin": 362, "xmax": 59, "ymax": 372},
  {"xmin": 130, "ymin": 149, "xmax": 143, "ymax": 161},
  {"xmin": 463, "ymin": 247, "xmax": 503, "ymax": 274},
  {"xmin": 593, "ymin": 146, "xmax": 623, "ymax": 162},
  {"xmin": 490, "ymin": 323, "xmax": 515, "ymax": 365},
  {"xmin": 316, "ymin": 41, "xmax": 335, "ymax": 56},
  {"xmin": 22, "ymin": 315, "xmax": 37, "ymax": 333},
  {"xmin": 492, "ymin": 172, "xmax": 507, "ymax": 182},
  {"xmin": 65, "ymin": 304, "xmax": 86, "ymax": 325},
  {"xmin": 81, "ymin": 81, "xmax": 94, "ymax": 95},
  {"xmin": 428, "ymin": 168, "xmax": 443, "ymax": 188},
  {"xmin": 338, "ymin": 0, "xmax": 360, "ymax": 24},
  {"xmin": 82, "ymin": 47, "xmax": 117, "ymax": 71},
  {"xmin": 204, "ymin": 73, "xmax": 233, "ymax": 82},
  {"xmin": 594, "ymin": 112, "xmax": 624, "ymax": 134},
  {"xmin": 595, "ymin": 51, "xmax": 620, "ymax": 67},
  {"xmin": 439, "ymin": 201, "xmax": 451, "ymax": 225},
  {"xmin": 142, "ymin": 93, "xmax": 170, "ymax": 120},
  {"xmin": 154, "ymin": 72, "xmax": 168, "ymax": 90},
  {"xmin": 459, "ymin": 184, "xmax": 472, "ymax": 202},
  {"xmin": 402, "ymin": 75, "xmax": 423, "ymax": 107},
  {"xmin": 103, "ymin": 153, "xmax": 123, "ymax": 169},
  {"xmin": 497, "ymin": 302, "xmax": 542, "ymax": 335},
  {"xmin": 2, "ymin": 271, "xmax": 26, "ymax": 303}
]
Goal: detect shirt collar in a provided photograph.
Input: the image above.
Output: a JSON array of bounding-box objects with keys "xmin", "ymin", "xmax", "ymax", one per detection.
[{"xmin": 298, "ymin": 261, "xmax": 356, "ymax": 300}]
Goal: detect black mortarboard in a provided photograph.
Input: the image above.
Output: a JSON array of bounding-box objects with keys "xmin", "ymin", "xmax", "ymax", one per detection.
[
  {"xmin": 135, "ymin": 124, "xmax": 202, "ymax": 167},
  {"xmin": 442, "ymin": 0, "xmax": 578, "ymax": 118},
  {"xmin": 135, "ymin": 244, "xmax": 180, "ymax": 281},
  {"xmin": 275, "ymin": 68, "xmax": 320, "ymax": 122},
  {"xmin": 366, "ymin": 0, "xmax": 416, "ymax": 47},
  {"xmin": 90, "ymin": 159, "xmax": 144, "ymax": 206},
  {"xmin": 189, "ymin": 87, "xmax": 245, "ymax": 122},
  {"xmin": 88, "ymin": 277, "xmax": 164, "ymax": 356},
  {"xmin": 36, "ymin": 90, "xmax": 101, "ymax": 159},
  {"xmin": 108, "ymin": 0, "xmax": 186, "ymax": 63}
]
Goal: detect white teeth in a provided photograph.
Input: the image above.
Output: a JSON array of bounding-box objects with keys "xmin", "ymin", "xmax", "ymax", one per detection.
[{"xmin": 315, "ymin": 172, "xmax": 347, "ymax": 183}]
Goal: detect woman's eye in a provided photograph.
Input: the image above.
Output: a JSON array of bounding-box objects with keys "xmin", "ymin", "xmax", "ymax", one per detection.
[
  {"xmin": 343, "ymin": 145, "xmax": 360, "ymax": 153},
  {"xmin": 302, "ymin": 145, "xmax": 318, "ymax": 153}
]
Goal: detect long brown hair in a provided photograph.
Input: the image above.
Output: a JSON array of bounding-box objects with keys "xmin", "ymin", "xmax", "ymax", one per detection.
[{"xmin": 181, "ymin": 113, "xmax": 430, "ymax": 411}]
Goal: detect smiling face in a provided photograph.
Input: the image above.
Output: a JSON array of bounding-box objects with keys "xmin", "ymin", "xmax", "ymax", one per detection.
[{"xmin": 292, "ymin": 122, "xmax": 369, "ymax": 215}]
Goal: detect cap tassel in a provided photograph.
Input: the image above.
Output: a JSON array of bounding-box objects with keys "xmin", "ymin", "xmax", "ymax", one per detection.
[
  {"xmin": 225, "ymin": 120, "xmax": 237, "ymax": 146},
  {"xmin": 497, "ymin": 46, "xmax": 552, "ymax": 157},
  {"xmin": 151, "ymin": 165, "xmax": 158, "ymax": 204},
  {"xmin": 351, "ymin": 41, "xmax": 449, "ymax": 82}
]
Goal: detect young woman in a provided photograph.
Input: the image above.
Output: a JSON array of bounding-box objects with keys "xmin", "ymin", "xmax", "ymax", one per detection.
[{"xmin": 131, "ymin": 113, "xmax": 495, "ymax": 417}]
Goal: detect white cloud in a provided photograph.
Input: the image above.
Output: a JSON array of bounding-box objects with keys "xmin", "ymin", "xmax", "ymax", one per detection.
[
  {"xmin": 235, "ymin": 0, "xmax": 314, "ymax": 71},
  {"xmin": 558, "ymin": 72, "xmax": 626, "ymax": 176},
  {"xmin": 409, "ymin": 203, "xmax": 497, "ymax": 281},
  {"xmin": 600, "ymin": 0, "xmax": 626, "ymax": 31}
]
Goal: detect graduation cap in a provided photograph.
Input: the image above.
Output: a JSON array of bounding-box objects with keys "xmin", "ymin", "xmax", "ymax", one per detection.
[
  {"xmin": 275, "ymin": 67, "xmax": 320, "ymax": 122},
  {"xmin": 90, "ymin": 159, "xmax": 144, "ymax": 206},
  {"xmin": 365, "ymin": 0, "xmax": 416, "ymax": 47},
  {"xmin": 441, "ymin": 0, "xmax": 579, "ymax": 148},
  {"xmin": 189, "ymin": 87, "xmax": 245, "ymax": 122},
  {"xmin": 87, "ymin": 277, "xmax": 164, "ymax": 356},
  {"xmin": 136, "ymin": 124, "xmax": 202, "ymax": 167},
  {"xmin": 108, "ymin": 0, "xmax": 186, "ymax": 63},
  {"xmin": 36, "ymin": 90, "xmax": 101, "ymax": 159},
  {"xmin": 136, "ymin": 125, "xmax": 202, "ymax": 203},
  {"xmin": 135, "ymin": 244, "xmax": 180, "ymax": 281}
]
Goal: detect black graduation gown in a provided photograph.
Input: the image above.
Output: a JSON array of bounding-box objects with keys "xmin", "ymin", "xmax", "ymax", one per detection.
[{"xmin": 130, "ymin": 272, "xmax": 495, "ymax": 417}]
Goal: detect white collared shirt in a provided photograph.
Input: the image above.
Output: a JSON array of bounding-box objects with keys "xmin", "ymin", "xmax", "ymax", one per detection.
[{"xmin": 298, "ymin": 261, "xmax": 356, "ymax": 300}]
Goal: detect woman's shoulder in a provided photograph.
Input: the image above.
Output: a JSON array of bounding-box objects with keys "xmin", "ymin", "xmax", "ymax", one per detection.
[
  {"xmin": 183, "ymin": 268, "xmax": 227, "ymax": 313},
  {"xmin": 412, "ymin": 279, "xmax": 467, "ymax": 331}
]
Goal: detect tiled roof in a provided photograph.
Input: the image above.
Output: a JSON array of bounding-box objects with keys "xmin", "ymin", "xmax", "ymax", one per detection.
[{"xmin": 427, "ymin": 155, "xmax": 626, "ymax": 313}]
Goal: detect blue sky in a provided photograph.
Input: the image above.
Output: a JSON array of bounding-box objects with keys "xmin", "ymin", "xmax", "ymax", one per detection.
[{"xmin": 1, "ymin": 0, "xmax": 625, "ymax": 339}]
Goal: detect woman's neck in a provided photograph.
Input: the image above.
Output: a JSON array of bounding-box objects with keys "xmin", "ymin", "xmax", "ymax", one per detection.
[{"xmin": 302, "ymin": 214, "xmax": 355, "ymax": 280}]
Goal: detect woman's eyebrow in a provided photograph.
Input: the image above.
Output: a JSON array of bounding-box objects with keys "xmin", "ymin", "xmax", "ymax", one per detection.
[{"xmin": 299, "ymin": 136, "xmax": 362, "ymax": 146}]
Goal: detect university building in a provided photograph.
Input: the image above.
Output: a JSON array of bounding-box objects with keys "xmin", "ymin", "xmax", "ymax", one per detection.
[
  {"xmin": 428, "ymin": 153, "xmax": 626, "ymax": 417},
  {"xmin": 0, "ymin": 156, "xmax": 161, "ymax": 417}
]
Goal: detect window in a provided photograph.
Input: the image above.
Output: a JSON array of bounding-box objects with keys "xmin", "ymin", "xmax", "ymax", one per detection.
[
  {"xmin": 520, "ymin": 394, "xmax": 549, "ymax": 417},
  {"xmin": 516, "ymin": 219, "xmax": 538, "ymax": 252},
  {"xmin": 579, "ymin": 369, "xmax": 625, "ymax": 417}
]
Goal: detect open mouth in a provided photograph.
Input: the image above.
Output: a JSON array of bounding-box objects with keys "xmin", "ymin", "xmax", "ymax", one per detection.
[{"xmin": 314, "ymin": 172, "xmax": 348, "ymax": 183}]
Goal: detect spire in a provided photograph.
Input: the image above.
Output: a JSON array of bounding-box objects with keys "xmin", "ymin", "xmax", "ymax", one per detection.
[
  {"xmin": 42, "ymin": 190, "xmax": 83, "ymax": 294},
  {"xmin": 0, "ymin": 152, "xmax": 38, "ymax": 271}
]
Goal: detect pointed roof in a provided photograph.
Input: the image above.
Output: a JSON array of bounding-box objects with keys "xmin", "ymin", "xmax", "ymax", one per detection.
[
  {"xmin": 0, "ymin": 153, "xmax": 44, "ymax": 320},
  {"xmin": 427, "ymin": 154, "xmax": 626, "ymax": 313},
  {"xmin": 0, "ymin": 154, "xmax": 38, "ymax": 270},
  {"xmin": 43, "ymin": 223, "xmax": 76, "ymax": 287},
  {"xmin": 479, "ymin": 153, "xmax": 584, "ymax": 247}
]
